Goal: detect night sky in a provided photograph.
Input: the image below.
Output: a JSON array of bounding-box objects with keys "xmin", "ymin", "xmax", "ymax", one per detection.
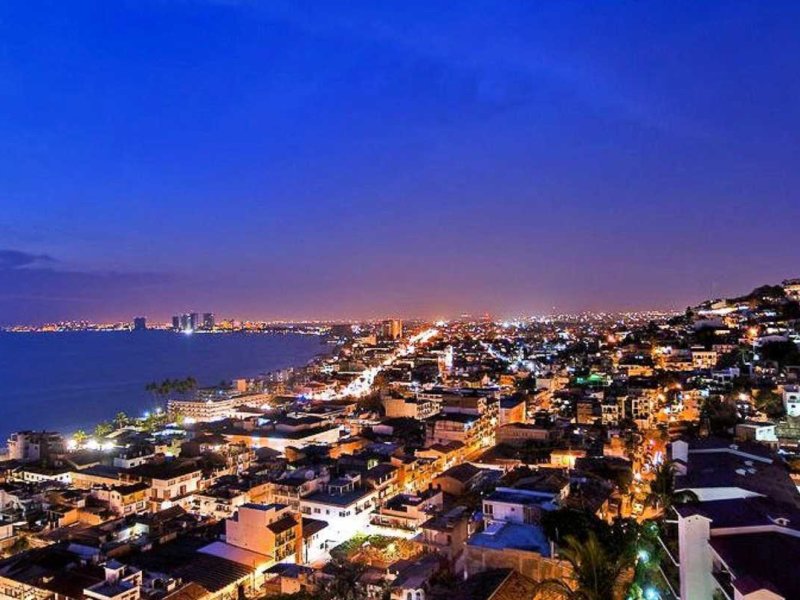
[{"xmin": 2, "ymin": 1, "xmax": 799, "ymax": 324}]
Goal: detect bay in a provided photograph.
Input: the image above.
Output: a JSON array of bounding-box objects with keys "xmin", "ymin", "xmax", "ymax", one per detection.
[{"xmin": 0, "ymin": 330, "xmax": 326, "ymax": 440}]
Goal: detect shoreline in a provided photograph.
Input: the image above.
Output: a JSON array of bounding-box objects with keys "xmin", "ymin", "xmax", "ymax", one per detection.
[{"xmin": 0, "ymin": 331, "xmax": 329, "ymax": 441}]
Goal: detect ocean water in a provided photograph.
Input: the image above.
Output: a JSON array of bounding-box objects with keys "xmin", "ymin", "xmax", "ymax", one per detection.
[{"xmin": 0, "ymin": 331, "xmax": 326, "ymax": 439}]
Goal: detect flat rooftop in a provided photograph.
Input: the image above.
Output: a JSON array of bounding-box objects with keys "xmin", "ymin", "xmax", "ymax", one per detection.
[
  {"xmin": 676, "ymin": 451, "xmax": 800, "ymax": 507},
  {"xmin": 468, "ymin": 521, "xmax": 551, "ymax": 556},
  {"xmin": 711, "ymin": 531, "xmax": 800, "ymax": 599},
  {"xmin": 304, "ymin": 487, "xmax": 373, "ymax": 507},
  {"xmin": 674, "ymin": 496, "xmax": 800, "ymax": 529},
  {"xmin": 485, "ymin": 489, "xmax": 558, "ymax": 509}
]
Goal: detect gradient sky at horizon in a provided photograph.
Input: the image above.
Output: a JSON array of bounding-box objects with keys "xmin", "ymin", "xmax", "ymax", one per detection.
[{"xmin": 2, "ymin": 1, "xmax": 799, "ymax": 324}]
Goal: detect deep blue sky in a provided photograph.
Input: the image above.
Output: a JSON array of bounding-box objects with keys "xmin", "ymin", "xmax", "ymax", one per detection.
[{"xmin": 2, "ymin": 1, "xmax": 799, "ymax": 324}]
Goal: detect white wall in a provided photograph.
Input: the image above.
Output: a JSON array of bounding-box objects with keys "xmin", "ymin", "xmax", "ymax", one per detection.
[{"xmin": 678, "ymin": 515, "xmax": 715, "ymax": 600}]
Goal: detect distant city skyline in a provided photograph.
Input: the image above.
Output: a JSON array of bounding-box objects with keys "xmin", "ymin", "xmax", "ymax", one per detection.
[{"xmin": 2, "ymin": 1, "xmax": 799, "ymax": 325}]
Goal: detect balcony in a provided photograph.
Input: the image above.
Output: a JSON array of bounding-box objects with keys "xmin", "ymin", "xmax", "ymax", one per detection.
[
  {"xmin": 710, "ymin": 565, "xmax": 734, "ymax": 600},
  {"xmin": 657, "ymin": 520, "xmax": 680, "ymax": 567}
]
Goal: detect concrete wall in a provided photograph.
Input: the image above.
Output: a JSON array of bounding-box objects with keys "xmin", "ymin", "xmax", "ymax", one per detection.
[{"xmin": 678, "ymin": 514, "xmax": 715, "ymax": 600}]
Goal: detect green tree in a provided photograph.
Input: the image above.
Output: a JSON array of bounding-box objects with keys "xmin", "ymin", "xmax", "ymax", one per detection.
[
  {"xmin": 759, "ymin": 341, "xmax": 800, "ymax": 368},
  {"xmin": 754, "ymin": 388, "xmax": 785, "ymax": 419},
  {"xmin": 358, "ymin": 391, "xmax": 384, "ymax": 415},
  {"xmin": 260, "ymin": 593, "xmax": 316, "ymax": 600},
  {"xmin": 317, "ymin": 558, "xmax": 367, "ymax": 600},
  {"xmin": 3, "ymin": 535, "xmax": 29, "ymax": 558},
  {"xmin": 702, "ymin": 396, "xmax": 738, "ymax": 435},
  {"xmin": 647, "ymin": 461, "xmax": 698, "ymax": 513},
  {"xmin": 541, "ymin": 509, "xmax": 601, "ymax": 546},
  {"xmin": 534, "ymin": 531, "xmax": 632, "ymax": 600},
  {"xmin": 94, "ymin": 421, "xmax": 113, "ymax": 438},
  {"xmin": 113, "ymin": 412, "xmax": 130, "ymax": 429}
]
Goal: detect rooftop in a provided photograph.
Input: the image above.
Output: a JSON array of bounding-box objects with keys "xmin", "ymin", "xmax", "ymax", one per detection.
[
  {"xmin": 436, "ymin": 462, "xmax": 482, "ymax": 484},
  {"xmin": 485, "ymin": 489, "xmax": 558, "ymax": 509},
  {"xmin": 422, "ymin": 506, "xmax": 470, "ymax": 532},
  {"xmin": 454, "ymin": 569, "xmax": 538, "ymax": 600},
  {"xmin": 267, "ymin": 514, "xmax": 298, "ymax": 535},
  {"xmin": 673, "ymin": 496, "xmax": 800, "ymax": 530},
  {"xmin": 129, "ymin": 537, "xmax": 252, "ymax": 592},
  {"xmin": 710, "ymin": 531, "xmax": 800, "ymax": 599},
  {"xmin": 467, "ymin": 522, "xmax": 551, "ymax": 556},
  {"xmin": 304, "ymin": 486, "xmax": 373, "ymax": 507},
  {"xmin": 675, "ymin": 451, "xmax": 800, "ymax": 507},
  {"xmin": 124, "ymin": 460, "xmax": 200, "ymax": 480}
]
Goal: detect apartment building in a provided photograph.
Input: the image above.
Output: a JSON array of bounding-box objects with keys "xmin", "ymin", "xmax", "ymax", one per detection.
[
  {"xmin": 382, "ymin": 395, "xmax": 441, "ymax": 420},
  {"xmin": 225, "ymin": 503, "xmax": 302, "ymax": 564},
  {"xmin": 664, "ymin": 437, "xmax": 800, "ymax": 599},
  {"xmin": 298, "ymin": 474, "xmax": 377, "ymax": 548},
  {"xmin": 7, "ymin": 431, "xmax": 66, "ymax": 463},
  {"xmin": 121, "ymin": 460, "xmax": 202, "ymax": 511}
]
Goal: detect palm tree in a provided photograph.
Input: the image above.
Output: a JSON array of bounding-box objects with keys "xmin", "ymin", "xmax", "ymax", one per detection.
[
  {"xmin": 94, "ymin": 421, "xmax": 113, "ymax": 439},
  {"xmin": 157, "ymin": 379, "xmax": 172, "ymax": 399},
  {"xmin": 647, "ymin": 460, "xmax": 697, "ymax": 513},
  {"xmin": 318, "ymin": 558, "xmax": 366, "ymax": 600},
  {"xmin": 534, "ymin": 532, "xmax": 631, "ymax": 600},
  {"xmin": 113, "ymin": 412, "xmax": 130, "ymax": 429},
  {"xmin": 180, "ymin": 376, "xmax": 197, "ymax": 397}
]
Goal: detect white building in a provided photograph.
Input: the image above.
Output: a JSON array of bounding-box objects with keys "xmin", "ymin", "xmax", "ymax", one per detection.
[
  {"xmin": 7, "ymin": 431, "xmax": 66, "ymax": 462},
  {"xmin": 670, "ymin": 497, "xmax": 800, "ymax": 600},
  {"xmin": 121, "ymin": 460, "xmax": 202, "ymax": 510},
  {"xmin": 299, "ymin": 474, "xmax": 377, "ymax": 549},
  {"xmin": 691, "ymin": 347, "xmax": 718, "ymax": 370},
  {"xmin": 84, "ymin": 562, "xmax": 142, "ymax": 600},
  {"xmin": 666, "ymin": 438, "xmax": 800, "ymax": 599},
  {"xmin": 782, "ymin": 385, "xmax": 800, "ymax": 417}
]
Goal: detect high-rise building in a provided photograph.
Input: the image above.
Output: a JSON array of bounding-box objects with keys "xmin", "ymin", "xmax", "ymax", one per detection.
[
  {"xmin": 132, "ymin": 317, "xmax": 147, "ymax": 331},
  {"xmin": 172, "ymin": 312, "xmax": 210, "ymax": 332},
  {"xmin": 381, "ymin": 318, "xmax": 403, "ymax": 340}
]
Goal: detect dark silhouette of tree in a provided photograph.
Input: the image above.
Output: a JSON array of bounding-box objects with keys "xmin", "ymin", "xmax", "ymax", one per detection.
[
  {"xmin": 754, "ymin": 388, "xmax": 785, "ymax": 419},
  {"xmin": 317, "ymin": 558, "xmax": 367, "ymax": 600},
  {"xmin": 702, "ymin": 396, "xmax": 738, "ymax": 435},
  {"xmin": 759, "ymin": 341, "xmax": 800, "ymax": 368},
  {"xmin": 647, "ymin": 461, "xmax": 698, "ymax": 513},
  {"xmin": 534, "ymin": 531, "xmax": 632, "ymax": 600},
  {"xmin": 113, "ymin": 412, "xmax": 130, "ymax": 429}
]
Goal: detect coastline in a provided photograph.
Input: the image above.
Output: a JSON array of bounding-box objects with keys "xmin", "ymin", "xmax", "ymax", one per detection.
[{"xmin": 0, "ymin": 331, "xmax": 329, "ymax": 441}]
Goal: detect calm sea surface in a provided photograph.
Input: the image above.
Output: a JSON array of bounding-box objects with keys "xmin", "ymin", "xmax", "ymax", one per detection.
[{"xmin": 0, "ymin": 331, "xmax": 327, "ymax": 439}]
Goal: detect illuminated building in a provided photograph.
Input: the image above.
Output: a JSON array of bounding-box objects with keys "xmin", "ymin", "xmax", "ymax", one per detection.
[
  {"xmin": 380, "ymin": 318, "xmax": 403, "ymax": 340},
  {"xmin": 225, "ymin": 503, "xmax": 303, "ymax": 564},
  {"xmin": 383, "ymin": 394, "xmax": 441, "ymax": 420},
  {"xmin": 782, "ymin": 278, "xmax": 800, "ymax": 300},
  {"xmin": 7, "ymin": 431, "xmax": 66, "ymax": 463}
]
